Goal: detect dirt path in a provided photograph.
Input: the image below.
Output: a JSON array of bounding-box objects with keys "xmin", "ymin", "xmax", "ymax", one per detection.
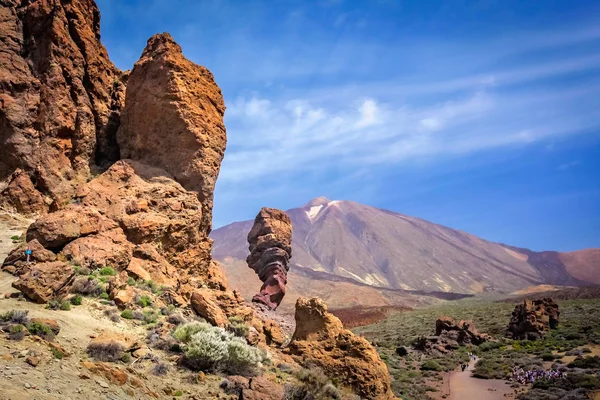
[{"xmin": 449, "ymin": 358, "xmax": 513, "ymax": 400}]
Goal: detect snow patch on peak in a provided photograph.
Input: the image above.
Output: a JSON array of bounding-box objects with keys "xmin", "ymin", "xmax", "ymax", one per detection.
[{"xmin": 306, "ymin": 205, "xmax": 324, "ymax": 219}]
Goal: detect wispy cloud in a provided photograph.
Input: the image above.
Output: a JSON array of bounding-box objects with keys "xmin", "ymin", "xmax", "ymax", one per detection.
[{"xmin": 557, "ymin": 161, "xmax": 582, "ymax": 171}]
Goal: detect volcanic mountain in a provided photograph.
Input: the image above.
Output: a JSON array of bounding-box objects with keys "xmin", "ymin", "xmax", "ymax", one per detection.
[{"xmin": 211, "ymin": 197, "xmax": 600, "ymax": 310}]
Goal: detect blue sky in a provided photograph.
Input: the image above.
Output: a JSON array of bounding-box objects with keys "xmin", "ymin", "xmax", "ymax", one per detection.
[{"xmin": 96, "ymin": 0, "xmax": 600, "ymax": 252}]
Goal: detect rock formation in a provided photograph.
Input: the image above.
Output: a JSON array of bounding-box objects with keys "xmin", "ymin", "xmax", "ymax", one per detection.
[
  {"xmin": 246, "ymin": 208, "xmax": 292, "ymax": 310},
  {"xmin": 116, "ymin": 32, "xmax": 226, "ymax": 237},
  {"xmin": 507, "ymin": 298, "xmax": 560, "ymax": 340},
  {"xmin": 0, "ymin": 0, "xmax": 126, "ymax": 211},
  {"xmin": 286, "ymin": 297, "xmax": 394, "ymax": 399},
  {"xmin": 414, "ymin": 316, "xmax": 491, "ymax": 356}
]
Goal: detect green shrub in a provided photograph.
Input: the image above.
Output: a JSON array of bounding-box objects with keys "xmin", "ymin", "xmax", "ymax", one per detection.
[
  {"xmin": 98, "ymin": 266, "xmax": 116, "ymax": 276},
  {"xmin": 283, "ymin": 367, "xmax": 342, "ymax": 400},
  {"xmin": 100, "ymin": 292, "xmax": 109, "ymax": 300},
  {"xmin": 228, "ymin": 316, "xmax": 249, "ymax": 337},
  {"xmin": 143, "ymin": 310, "xmax": 158, "ymax": 325},
  {"xmin": 174, "ymin": 391, "xmax": 183, "ymax": 397},
  {"xmin": 478, "ymin": 341, "xmax": 503, "ymax": 352},
  {"xmin": 568, "ymin": 355, "xmax": 600, "ymax": 369},
  {"xmin": 121, "ymin": 309, "xmax": 134, "ymax": 319},
  {"xmin": 127, "ymin": 277, "xmax": 136, "ymax": 286},
  {"xmin": 137, "ymin": 295, "xmax": 152, "ymax": 308},
  {"xmin": 59, "ymin": 300, "xmax": 71, "ymax": 311},
  {"xmin": 27, "ymin": 322, "xmax": 54, "ymax": 341},
  {"xmin": 121, "ymin": 353, "xmax": 132, "ymax": 363},
  {"xmin": 70, "ymin": 295, "xmax": 83, "ymax": 306},
  {"xmin": 540, "ymin": 353, "xmax": 555, "ymax": 361},
  {"xmin": 51, "ymin": 347, "xmax": 64, "ymax": 359},
  {"xmin": 10, "ymin": 235, "xmax": 20, "ymax": 241},
  {"xmin": 420, "ymin": 360, "xmax": 442, "ymax": 371},
  {"xmin": 175, "ymin": 322, "xmax": 267, "ymax": 374},
  {"xmin": 9, "ymin": 324, "xmax": 25, "ymax": 341}
]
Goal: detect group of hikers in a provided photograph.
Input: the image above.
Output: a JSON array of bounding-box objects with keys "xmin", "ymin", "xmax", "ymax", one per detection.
[
  {"xmin": 510, "ymin": 367, "xmax": 566, "ymax": 385},
  {"xmin": 460, "ymin": 352, "xmax": 479, "ymax": 371}
]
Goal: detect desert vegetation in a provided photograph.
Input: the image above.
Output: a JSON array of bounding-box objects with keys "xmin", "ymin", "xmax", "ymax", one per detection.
[{"xmin": 355, "ymin": 298, "xmax": 600, "ymax": 399}]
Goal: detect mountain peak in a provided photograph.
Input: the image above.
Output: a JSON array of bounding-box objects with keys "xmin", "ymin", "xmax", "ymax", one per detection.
[{"xmin": 303, "ymin": 196, "xmax": 332, "ymax": 208}]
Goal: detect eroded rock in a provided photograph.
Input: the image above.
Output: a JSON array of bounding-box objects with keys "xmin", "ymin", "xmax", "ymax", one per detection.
[
  {"xmin": 116, "ymin": 32, "xmax": 227, "ymax": 238},
  {"xmin": 507, "ymin": 298, "xmax": 560, "ymax": 340},
  {"xmin": 285, "ymin": 297, "xmax": 394, "ymax": 399},
  {"xmin": 12, "ymin": 262, "xmax": 75, "ymax": 303},
  {"xmin": 0, "ymin": 0, "xmax": 125, "ymax": 208},
  {"xmin": 246, "ymin": 208, "xmax": 292, "ymax": 310}
]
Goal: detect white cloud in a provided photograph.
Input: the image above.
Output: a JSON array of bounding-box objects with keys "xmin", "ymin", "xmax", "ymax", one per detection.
[{"xmin": 356, "ymin": 99, "xmax": 381, "ymax": 128}]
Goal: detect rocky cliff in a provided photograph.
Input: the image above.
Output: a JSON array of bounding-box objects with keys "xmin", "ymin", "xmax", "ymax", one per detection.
[{"xmin": 0, "ymin": 0, "xmax": 126, "ymax": 212}]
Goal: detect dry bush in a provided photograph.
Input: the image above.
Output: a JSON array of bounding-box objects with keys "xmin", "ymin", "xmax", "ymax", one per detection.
[{"xmin": 86, "ymin": 341, "xmax": 126, "ymax": 362}]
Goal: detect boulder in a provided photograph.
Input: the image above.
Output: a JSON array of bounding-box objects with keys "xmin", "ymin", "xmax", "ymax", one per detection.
[
  {"xmin": 190, "ymin": 289, "xmax": 230, "ymax": 327},
  {"xmin": 241, "ymin": 376, "xmax": 285, "ymax": 400},
  {"xmin": 26, "ymin": 209, "xmax": 118, "ymax": 249},
  {"xmin": 116, "ymin": 32, "xmax": 227, "ymax": 238},
  {"xmin": 246, "ymin": 208, "xmax": 292, "ymax": 310},
  {"xmin": 60, "ymin": 228, "xmax": 133, "ymax": 270},
  {"xmin": 507, "ymin": 298, "xmax": 560, "ymax": 340},
  {"xmin": 415, "ymin": 316, "xmax": 490, "ymax": 355},
  {"xmin": 0, "ymin": 170, "xmax": 48, "ymax": 215},
  {"xmin": 0, "ymin": 0, "xmax": 125, "ymax": 208},
  {"xmin": 12, "ymin": 262, "xmax": 75, "ymax": 303},
  {"xmin": 2, "ymin": 239, "xmax": 56, "ymax": 271},
  {"xmin": 285, "ymin": 297, "xmax": 394, "ymax": 399}
]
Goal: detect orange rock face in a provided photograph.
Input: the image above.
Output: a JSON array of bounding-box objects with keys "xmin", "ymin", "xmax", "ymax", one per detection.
[
  {"xmin": 286, "ymin": 297, "xmax": 395, "ymax": 399},
  {"xmin": 116, "ymin": 32, "xmax": 227, "ymax": 238},
  {"xmin": 12, "ymin": 261, "xmax": 75, "ymax": 303},
  {"xmin": 507, "ymin": 298, "xmax": 560, "ymax": 340},
  {"xmin": 246, "ymin": 208, "xmax": 292, "ymax": 310},
  {"xmin": 0, "ymin": 0, "xmax": 125, "ymax": 210}
]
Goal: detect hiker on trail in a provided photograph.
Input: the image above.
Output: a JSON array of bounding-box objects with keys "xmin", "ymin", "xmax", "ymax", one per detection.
[
  {"xmin": 461, "ymin": 364, "xmax": 467, "ymax": 372},
  {"xmin": 25, "ymin": 246, "xmax": 32, "ymax": 264}
]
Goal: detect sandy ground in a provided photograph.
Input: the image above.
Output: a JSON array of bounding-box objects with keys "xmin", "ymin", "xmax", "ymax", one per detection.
[{"xmin": 448, "ymin": 359, "xmax": 513, "ymax": 400}]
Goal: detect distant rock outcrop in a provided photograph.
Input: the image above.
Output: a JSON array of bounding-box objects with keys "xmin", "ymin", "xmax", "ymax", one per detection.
[
  {"xmin": 0, "ymin": 0, "xmax": 126, "ymax": 210},
  {"xmin": 285, "ymin": 297, "xmax": 394, "ymax": 399},
  {"xmin": 415, "ymin": 316, "xmax": 491, "ymax": 356},
  {"xmin": 507, "ymin": 298, "xmax": 560, "ymax": 340},
  {"xmin": 116, "ymin": 32, "xmax": 227, "ymax": 237},
  {"xmin": 246, "ymin": 208, "xmax": 292, "ymax": 310}
]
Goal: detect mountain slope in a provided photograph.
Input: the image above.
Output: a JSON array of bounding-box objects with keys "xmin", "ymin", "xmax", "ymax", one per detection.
[{"xmin": 211, "ymin": 197, "xmax": 598, "ymax": 308}]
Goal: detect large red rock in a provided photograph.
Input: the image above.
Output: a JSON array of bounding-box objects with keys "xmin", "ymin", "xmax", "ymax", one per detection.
[
  {"xmin": 0, "ymin": 0, "xmax": 125, "ymax": 209},
  {"xmin": 26, "ymin": 208, "xmax": 118, "ymax": 249},
  {"xmin": 0, "ymin": 169, "xmax": 48, "ymax": 215},
  {"xmin": 60, "ymin": 228, "xmax": 133, "ymax": 270},
  {"xmin": 507, "ymin": 298, "xmax": 560, "ymax": 340},
  {"xmin": 246, "ymin": 208, "xmax": 292, "ymax": 310},
  {"xmin": 3, "ymin": 239, "xmax": 56, "ymax": 270},
  {"xmin": 12, "ymin": 261, "xmax": 75, "ymax": 303},
  {"xmin": 116, "ymin": 33, "xmax": 227, "ymax": 238},
  {"xmin": 286, "ymin": 297, "xmax": 394, "ymax": 399}
]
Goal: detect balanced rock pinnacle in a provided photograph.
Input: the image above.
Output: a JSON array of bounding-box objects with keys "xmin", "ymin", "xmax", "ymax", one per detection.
[{"xmin": 246, "ymin": 208, "xmax": 292, "ymax": 310}]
